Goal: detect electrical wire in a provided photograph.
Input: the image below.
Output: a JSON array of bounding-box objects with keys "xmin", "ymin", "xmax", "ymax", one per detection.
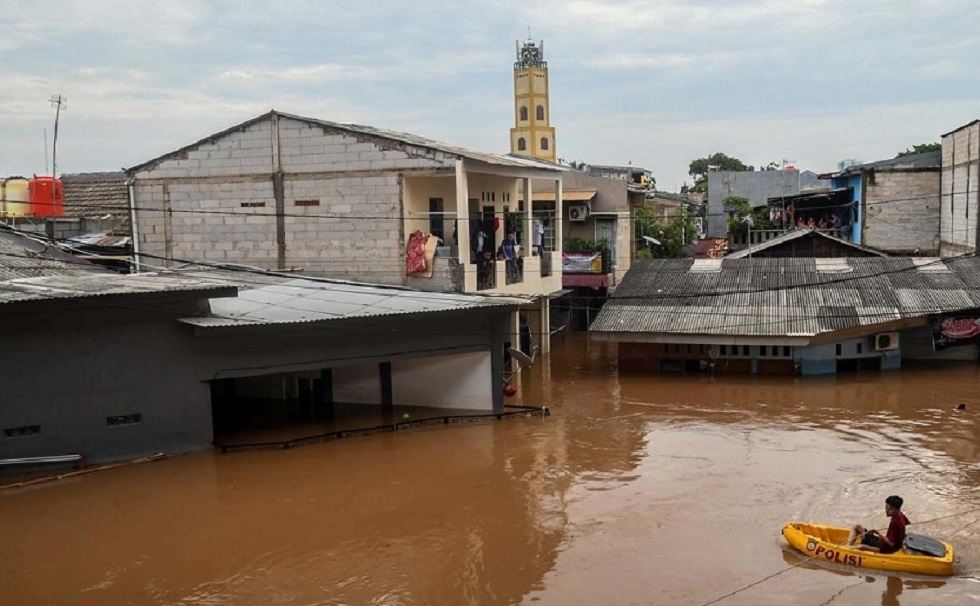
[
  {"xmin": 17, "ymin": 187, "xmax": 980, "ymax": 222},
  {"xmin": 2, "ymin": 248, "xmax": 979, "ymax": 341}
]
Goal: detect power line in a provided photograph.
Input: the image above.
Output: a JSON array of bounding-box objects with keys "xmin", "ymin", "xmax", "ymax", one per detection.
[
  {"xmin": 1, "ymin": 248, "xmax": 978, "ymax": 339},
  {"xmin": 17, "ymin": 187, "xmax": 980, "ymax": 222},
  {"xmin": 6, "ymin": 221, "xmax": 980, "ymax": 306}
]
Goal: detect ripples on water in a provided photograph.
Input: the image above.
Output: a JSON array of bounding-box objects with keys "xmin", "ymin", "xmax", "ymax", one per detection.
[{"xmin": 1, "ymin": 335, "xmax": 979, "ymax": 605}]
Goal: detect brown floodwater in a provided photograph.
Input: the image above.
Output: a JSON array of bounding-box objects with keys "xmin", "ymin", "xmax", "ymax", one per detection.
[{"xmin": 2, "ymin": 334, "xmax": 980, "ymax": 605}]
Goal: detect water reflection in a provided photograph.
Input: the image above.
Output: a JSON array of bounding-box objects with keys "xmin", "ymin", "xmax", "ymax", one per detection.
[{"xmin": 0, "ymin": 334, "xmax": 978, "ymax": 605}]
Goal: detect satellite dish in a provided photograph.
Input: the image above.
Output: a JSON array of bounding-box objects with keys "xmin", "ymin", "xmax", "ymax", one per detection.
[{"xmin": 507, "ymin": 346, "xmax": 537, "ymax": 369}]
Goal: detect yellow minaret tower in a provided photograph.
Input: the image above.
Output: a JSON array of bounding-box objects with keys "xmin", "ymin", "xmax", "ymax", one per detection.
[{"xmin": 510, "ymin": 37, "xmax": 556, "ymax": 162}]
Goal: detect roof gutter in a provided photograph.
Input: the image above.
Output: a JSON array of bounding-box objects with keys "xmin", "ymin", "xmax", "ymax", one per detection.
[{"xmin": 126, "ymin": 176, "xmax": 141, "ymax": 273}]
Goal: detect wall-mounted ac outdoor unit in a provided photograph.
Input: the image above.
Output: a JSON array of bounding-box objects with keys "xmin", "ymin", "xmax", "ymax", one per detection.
[
  {"xmin": 569, "ymin": 205, "xmax": 589, "ymax": 222},
  {"xmin": 874, "ymin": 332, "xmax": 900, "ymax": 351}
]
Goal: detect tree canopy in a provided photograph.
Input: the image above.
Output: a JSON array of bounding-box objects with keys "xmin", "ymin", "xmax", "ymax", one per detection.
[
  {"xmin": 896, "ymin": 143, "xmax": 941, "ymax": 157},
  {"xmin": 634, "ymin": 207, "xmax": 696, "ymax": 259},
  {"xmin": 688, "ymin": 153, "xmax": 754, "ymax": 193}
]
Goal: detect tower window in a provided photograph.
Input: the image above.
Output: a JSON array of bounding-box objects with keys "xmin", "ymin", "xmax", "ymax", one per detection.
[
  {"xmin": 536, "ymin": 105, "xmax": 545, "ymax": 120},
  {"xmin": 540, "ymin": 137, "xmax": 549, "ymax": 151},
  {"xmin": 520, "ymin": 106, "xmax": 528, "ymax": 121},
  {"xmin": 517, "ymin": 138, "xmax": 526, "ymax": 151}
]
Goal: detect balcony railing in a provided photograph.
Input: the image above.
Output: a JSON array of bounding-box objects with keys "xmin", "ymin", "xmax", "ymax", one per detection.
[{"xmin": 729, "ymin": 227, "xmax": 844, "ymax": 249}]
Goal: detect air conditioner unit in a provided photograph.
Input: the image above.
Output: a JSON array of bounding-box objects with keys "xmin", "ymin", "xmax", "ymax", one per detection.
[
  {"xmin": 874, "ymin": 332, "xmax": 900, "ymax": 351},
  {"xmin": 569, "ymin": 205, "xmax": 589, "ymax": 222}
]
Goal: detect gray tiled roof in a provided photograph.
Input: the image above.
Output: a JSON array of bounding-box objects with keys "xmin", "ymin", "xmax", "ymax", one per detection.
[{"xmin": 590, "ymin": 257, "xmax": 980, "ymax": 338}]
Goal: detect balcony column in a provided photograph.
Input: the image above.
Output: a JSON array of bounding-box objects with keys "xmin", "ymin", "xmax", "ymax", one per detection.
[
  {"xmin": 523, "ymin": 177, "xmax": 533, "ymax": 257},
  {"xmin": 455, "ymin": 160, "xmax": 471, "ymax": 291},
  {"xmin": 555, "ymin": 177, "xmax": 564, "ymax": 255}
]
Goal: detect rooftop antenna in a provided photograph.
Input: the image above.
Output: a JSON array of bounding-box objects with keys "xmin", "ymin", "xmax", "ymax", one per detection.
[
  {"xmin": 527, "ymin": 25, "xmax": 532, "ymax": 40},
  {"xmin": 49, "ymin": 93, "xmax": 66, "ymax": 178},
  {"xmin": 43, "ymin": 128, "xmax": 49, "ymax": 175}
]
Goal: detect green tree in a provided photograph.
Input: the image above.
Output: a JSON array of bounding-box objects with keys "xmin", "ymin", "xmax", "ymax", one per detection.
[
  {"xmin": 634, "ymin": 207, "xmax": 695, "ymax": 258},
  {"xmin": 724, "ymin": 196, "xmax": 752, "ymax": 235},
  {"xmin": 688, "ymin": 153, "xmax": 754, "ymax": 194},
  {"xmin": 896, "ymin": 143, "xmax": 941, "ymax": 157}
]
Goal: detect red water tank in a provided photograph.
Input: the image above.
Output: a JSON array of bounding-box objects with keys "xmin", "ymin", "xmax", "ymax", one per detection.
[{"xmin": 29, "ymin": 176, "xmax": 64, "ymax": 217}]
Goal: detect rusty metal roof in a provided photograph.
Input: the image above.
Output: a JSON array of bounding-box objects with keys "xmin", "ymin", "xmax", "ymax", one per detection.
[{"xmin": 591, "ymin": 257, "xmax": 980, "ymax": 339}]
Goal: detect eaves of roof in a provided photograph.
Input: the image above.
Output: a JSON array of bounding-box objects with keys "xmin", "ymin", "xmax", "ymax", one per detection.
[
  {"xmin": 726, "ymin": 229, "xmax": 887, "ymax": 259},
  {"xmin": 127, "ymin": 110, "xmax": 565, "ymax": 176},
  {"xmin": 0, "ymin": 273, "xmax": 236, "ymax": 306},
  {"xmin": 178, "ymin": 275, "xmax": 528, "ymax": 328},
  {"xmin": 941, "ymin": 119, "xmax": 980, "ymax": 138},
  {"xmin": 822, "ymin": 151, "xmax": 941, "ymax": 179}
]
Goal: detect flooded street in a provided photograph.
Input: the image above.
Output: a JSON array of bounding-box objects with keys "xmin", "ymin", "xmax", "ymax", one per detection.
[{"xmin": 3, "ymin": 334, "xmax": 980, "ymax": 605}]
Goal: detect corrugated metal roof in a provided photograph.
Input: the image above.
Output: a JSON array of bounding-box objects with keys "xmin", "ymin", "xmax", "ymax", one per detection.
[
  {"xmin": 179, "ymin": 276, "xmax": 528, "ymax": 328},
  {"xmin": 592, "ymin": 257, "xmax": 980, "ymax": 339},
  {"xmin": 829, "ymin": 151, "xmax": 941, "ymax": 177},
  {"xmin": 128, "ymin": 111, "xmax": 565, "ymax": 175},
  {"xmin": 0, "ymin": 228, "xmax": 108, "ymax": 281},
  {"xmin": 727, "ymin": 229, "xmax": 887, "ymax": 259},
  {"xmin": 0, "ymin": 273, "xmax": 234, "ymax": 305}
]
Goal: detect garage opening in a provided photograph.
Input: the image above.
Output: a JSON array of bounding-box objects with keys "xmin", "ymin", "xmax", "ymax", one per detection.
[{"xmin": 209, "ymin": 351, "xmax": 545, "ymax": 451}]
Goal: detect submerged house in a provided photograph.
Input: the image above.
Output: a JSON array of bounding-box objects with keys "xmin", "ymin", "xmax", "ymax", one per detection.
[
  {"xmin": 0, "ymin": 269, "xmax": 525, "ymax": 466},
  {"xmin": 591, "ymin": 257, "xmax": 980, "ymax": 375},
  {"xmin": 126, "ymin": 110, "xmax": 566, "ymax": 353}
]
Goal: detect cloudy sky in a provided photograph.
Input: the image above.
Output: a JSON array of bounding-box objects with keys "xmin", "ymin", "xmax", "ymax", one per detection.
[{"xmin": 2, "ymin": 0, "xmax": 978, "ymax": 191}]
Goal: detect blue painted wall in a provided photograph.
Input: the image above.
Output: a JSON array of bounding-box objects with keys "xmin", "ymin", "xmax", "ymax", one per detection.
[
  {"xmin": 799, "ymin": 343, "xmax": 838, "ymax": 376},
  {"xmin": 830, "ymin": 174, "xmax": 862, "ymax": 245},
  {"xmin": 798, "ymin": 337, "xmax": 902, "ymax": 375}
]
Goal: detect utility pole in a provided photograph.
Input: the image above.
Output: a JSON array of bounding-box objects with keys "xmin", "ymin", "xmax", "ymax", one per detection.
[{"xmin": 49, "ymin": 94, "xmax": 66, "ymax": 178}]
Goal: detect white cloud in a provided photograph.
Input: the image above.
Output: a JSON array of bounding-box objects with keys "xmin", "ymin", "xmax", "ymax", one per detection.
[{"xmin": 0, "ymin": 0, "xmax": 978, "ymax": 189}]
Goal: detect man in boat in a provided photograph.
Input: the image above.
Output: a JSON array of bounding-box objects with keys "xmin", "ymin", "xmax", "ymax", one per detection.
[{"xmin": 850, "ymin": 495, "xmax": 910, "ymax": 553}]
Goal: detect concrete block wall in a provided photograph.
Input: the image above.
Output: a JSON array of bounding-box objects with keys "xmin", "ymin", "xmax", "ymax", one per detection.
[
  {"xmin": 283, "ymin": 175, "xmax": 404, "ymax": 282},
  {"xmin": 135, "ymin": 120, "xmax": 274, "ymax": 180},
  {"xmin": 169, "ymin": 180, "xmax": 276, "ymax": 267},
  {"xmin": 863, "ymin": 171, "xmax": 940, "ymax": 254},
  {"xmin": 132, "ymin": 114, "xmax": 460, "ymax": 281},
  {"xmin": 941, "ymin": 122, "xmax": 980, "ymax": 254},
  {"xmin": 277, "ymin": 117, "xmax": 451, "ymax": 173}
]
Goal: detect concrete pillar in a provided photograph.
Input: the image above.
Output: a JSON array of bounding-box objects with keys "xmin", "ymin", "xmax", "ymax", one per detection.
[
  {"xmin": 555, "ymin": 177, "xmax": 563, "ymax": 254},
  {"xmin": 455, "ymin": 160, "xmax": 471, "ymax": 290},
  {"xmin": 538, "ymin": 297, "xmax": 551, "ymax": 354},
  {"xmin": 523, "ymin": 177, "xmax": 533, "ymax": 257}
]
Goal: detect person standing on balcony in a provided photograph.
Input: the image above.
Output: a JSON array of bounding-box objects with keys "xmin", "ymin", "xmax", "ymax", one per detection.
[
  {"xmin": 502, "ymin": 232, "xmax": 521, "ymax": 283},
  {"xmin": 532, "ymin": 218, "xmax": 544, "ymax": 255}
]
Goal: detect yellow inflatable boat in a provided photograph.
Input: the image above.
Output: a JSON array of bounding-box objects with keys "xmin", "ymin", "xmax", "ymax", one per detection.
[{"xmin": 782, "ymin": 522, "xmax": 954, "ymax": 577}]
